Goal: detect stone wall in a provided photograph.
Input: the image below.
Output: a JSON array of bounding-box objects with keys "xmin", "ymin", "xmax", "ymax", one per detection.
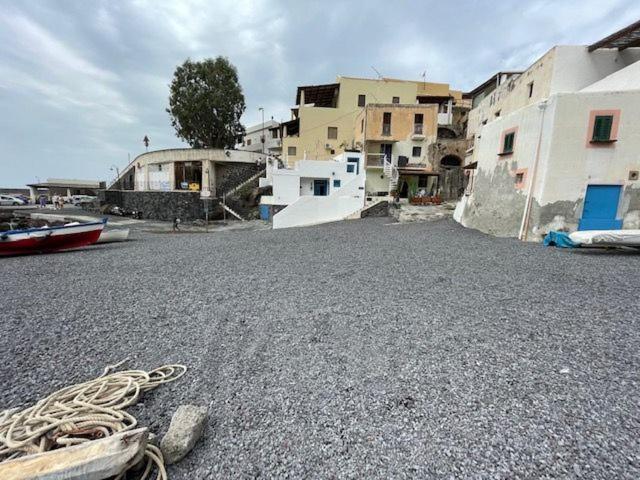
[
  {"xmin": 215, "ymin": 163, "xmax": 262, "ymax": 195},
  {"xmin": 101, "ymin": 190, "xmax": 223, "ymax": 221}
]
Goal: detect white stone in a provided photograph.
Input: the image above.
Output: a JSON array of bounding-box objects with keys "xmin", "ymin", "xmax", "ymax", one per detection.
[{"xmin": 160, "ymin": 405, "xmax": 208, "ymax": 465}]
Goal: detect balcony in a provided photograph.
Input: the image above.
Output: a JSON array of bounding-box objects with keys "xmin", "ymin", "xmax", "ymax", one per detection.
[
  {"xmin": 366, "ymin": 154, "xmax": 385, "ymax": 167},
  {"xmin": 411, "ymin": 123, "xmax": 425, "ymax": 140}
]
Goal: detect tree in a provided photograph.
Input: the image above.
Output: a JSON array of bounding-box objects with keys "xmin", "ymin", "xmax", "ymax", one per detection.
[{"xmin": 167, "ymin": 57, "xmax": 245, "ymax": 149}]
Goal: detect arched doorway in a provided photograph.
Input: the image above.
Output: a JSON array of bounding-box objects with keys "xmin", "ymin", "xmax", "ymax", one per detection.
[
  {"xmin": 439, "ymin": 155, "xmax": 464, "ymax": 200},
  {"xmin": 440, "ymin": 155, "xmax": 462, "ymax": 168}
]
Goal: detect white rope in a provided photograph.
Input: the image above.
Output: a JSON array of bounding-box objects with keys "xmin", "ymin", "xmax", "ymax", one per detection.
[{"xmin": 0, "ymin": 363, "xmax": 187, "ymax": 479}]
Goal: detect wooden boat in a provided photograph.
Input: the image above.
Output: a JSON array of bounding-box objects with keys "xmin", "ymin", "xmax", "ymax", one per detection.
[
  {"xmin": 97, "ymin": 228, "xmax": 130, "ymax": 244},
  {"xmin": 0, "ymin": 219, "xmax": 106, "ymax": 256}
]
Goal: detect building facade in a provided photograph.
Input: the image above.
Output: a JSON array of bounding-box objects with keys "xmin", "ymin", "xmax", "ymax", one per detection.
[
  {"xmin": 238, "ymin": 119, "xmax": 281, "ymax": 155},
  {"xmin": 280, "ymin": 76, "xmax": 463, "ymax": 164},
  {"xmin": 456, "ymin": 22, "xmax": 640, "ymax": 241},
  {"xmin": 259, "ymin": 152, "xmax": 365, "ymax": 229},
  {"xmin": 279, "ymin": 75, "xmax": 468, "ymax": 200}
]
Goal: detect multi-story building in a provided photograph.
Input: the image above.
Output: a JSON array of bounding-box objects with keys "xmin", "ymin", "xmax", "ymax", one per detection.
[
  {"xmin": 238, "ymin": 119, "xmax": 281, "ymax": 155},
  {"xmin": 280, "ymin": 76, "xmax": 467, "ymax": 199},
  {"xmin": 455, "ymin": 19, "xmax": 640, "ymax": 240}
]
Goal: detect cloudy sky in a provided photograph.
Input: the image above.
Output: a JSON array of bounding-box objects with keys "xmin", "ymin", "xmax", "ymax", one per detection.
[{"xmin": 1, "ymin": 0, "xmax": 639, "ymax": 187}]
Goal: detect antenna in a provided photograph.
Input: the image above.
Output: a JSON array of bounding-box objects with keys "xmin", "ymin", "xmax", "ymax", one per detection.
[{"xmin": 370, "ymin": 66, "xmax": 383, "ymax": 79}]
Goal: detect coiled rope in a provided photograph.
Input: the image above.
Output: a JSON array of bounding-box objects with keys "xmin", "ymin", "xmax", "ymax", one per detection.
[{"xmin": 0, "ymin": 362, "xmax": 187, "ymax": 479}]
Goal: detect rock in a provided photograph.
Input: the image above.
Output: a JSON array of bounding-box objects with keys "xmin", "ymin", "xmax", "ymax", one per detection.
[{"xmin": 160, "ymin": 405, "xmax": 208, "ymax": 465}]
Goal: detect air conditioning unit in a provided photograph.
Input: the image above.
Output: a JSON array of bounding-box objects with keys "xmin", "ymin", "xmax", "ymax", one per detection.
[{"xmin": 325, "ymin": 143, "xmax": 332, "ymax": 149}]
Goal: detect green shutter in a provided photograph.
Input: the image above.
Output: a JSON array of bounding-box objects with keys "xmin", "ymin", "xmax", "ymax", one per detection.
[
  {"xmin": 503, "ymin": 132, "xmax": 515, "ymax": 153},
  {"xmin": 592, "ymin": 115, "xmax": 613, "ymax": 142}
]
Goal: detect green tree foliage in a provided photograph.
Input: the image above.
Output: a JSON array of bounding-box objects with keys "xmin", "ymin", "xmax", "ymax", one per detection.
[{"xmin": 167, "ymin": 57, "xmax": 245, "ymax": 148}]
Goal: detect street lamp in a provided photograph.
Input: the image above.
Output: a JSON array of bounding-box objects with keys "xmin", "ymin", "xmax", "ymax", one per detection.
[
  {"xmin": 258, "ymin": 107, "xmax": 265, "ymax": 155},
  {"xmin": 110, "ymin": 165, "xmax": 120, "ymax": 182}
]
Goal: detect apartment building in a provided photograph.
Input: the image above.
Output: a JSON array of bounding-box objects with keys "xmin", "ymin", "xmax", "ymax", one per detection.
[
  {"xmin": 238, "ymin": 119, "xmax": 281, "ymax": 155},
  {"xmin": 455, "ymin": 19, "xmax": 640, "ymax": 240},
  {"xmin": 280, "ymin": 75, "xmax": 467, "ymax": 198}
]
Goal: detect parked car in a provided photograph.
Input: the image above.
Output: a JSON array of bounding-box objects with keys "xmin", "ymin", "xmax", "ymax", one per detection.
[
  {"xmin": 71, "ymin": 195, "xmax": 97, "ymax": 205},
  {"xmin": 0, "ymin": 194, "xmax": 27, "ymax": 206}
]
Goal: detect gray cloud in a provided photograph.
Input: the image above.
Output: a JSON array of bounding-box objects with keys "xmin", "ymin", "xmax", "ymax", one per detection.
[{"xmin": 1, "ymin": 0, "xmax": 639, "ymax": 186}]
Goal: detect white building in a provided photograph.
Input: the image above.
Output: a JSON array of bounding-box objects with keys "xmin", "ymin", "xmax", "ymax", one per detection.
[
  {"xmin": 238, "ymin": 119, "xmax": 281, "ymax": 155},
  {"xmin": 259, "ymin": 152, "xmax": 366, "ymax": 229},
  {"xmin": 455, "ymin": 20, "xmax": 640, "ymax": 241}
]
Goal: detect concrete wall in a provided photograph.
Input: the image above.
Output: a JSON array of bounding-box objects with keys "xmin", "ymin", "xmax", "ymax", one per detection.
[
  {"xmin": 273, "ymin": 173, "xmax": 365, "ymax": 229},
  {"xmin": 468, "ymin": 49, "xmax": 556, "ymax": 139},
  {"xmin": 457, "ymin": 88, "xmax": 640, "ymax": 240},
  {"xmin": 457, "ymin": 98, "xmax": 556, "ymax": 238},
  {"xmin": 550, "ymin": 46, "xmax": 640, "ymax": 94}
]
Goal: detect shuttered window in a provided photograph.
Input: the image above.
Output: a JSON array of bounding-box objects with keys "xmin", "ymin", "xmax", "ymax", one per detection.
[
  {"xmin": 592, "ymin": 115, "xmax": 613, "ymax": 142},
  {"xmin": 503, "ymin": 132, "xmax": 515, "ymax": 153}
]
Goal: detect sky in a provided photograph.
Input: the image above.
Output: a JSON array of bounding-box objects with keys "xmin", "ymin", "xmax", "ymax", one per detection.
[{"xmin": 1, "ymin": 0, "xmax": 639, "ymax": 187}]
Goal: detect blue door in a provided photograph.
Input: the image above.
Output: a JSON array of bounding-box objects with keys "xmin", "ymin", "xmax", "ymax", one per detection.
[
  {"xmin": 313, "ymin": 179, "xmax": 328, "ymax": 196},
  {"xmin": 578, "ymin": 184, "xmax": 622, "ymax": 231}
]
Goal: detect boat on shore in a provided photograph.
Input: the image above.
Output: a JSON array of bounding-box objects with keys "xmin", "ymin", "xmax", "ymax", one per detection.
[
  {"xmin": 97, "ymin": 228, "xmax": 130, "ymax": 244},
  {"xmin": 0, "ymin": 219, "xmax": 106, "ymax": 256}
]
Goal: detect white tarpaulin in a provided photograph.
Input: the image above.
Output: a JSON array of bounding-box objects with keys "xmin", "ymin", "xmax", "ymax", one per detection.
[{"xmin": 569, "ymin": 230, "xmax": 640, "ymax": 246}]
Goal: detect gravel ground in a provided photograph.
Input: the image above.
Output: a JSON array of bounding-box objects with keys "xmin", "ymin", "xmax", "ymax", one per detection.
[{"xmin": 1, "ymin": 218, "xmax": 639, "ymax": 479}]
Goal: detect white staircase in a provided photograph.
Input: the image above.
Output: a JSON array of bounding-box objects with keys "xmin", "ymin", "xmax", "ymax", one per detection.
[
  {"xmin": 222, "ymin": 168, "xmax": 266, "ymax": 198},
  {"xmin": 221, "ymin": 203, "xmax": 245, "ymax": 221},
  {"xmin": 383, "ymin": 155, "xmax": 399, "ymax": 190}
]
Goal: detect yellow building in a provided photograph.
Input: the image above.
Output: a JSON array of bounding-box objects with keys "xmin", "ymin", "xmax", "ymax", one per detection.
[
  {"xmin": 281, "ymin": 76, "xmax": 462, "ymax": 162},
  {"xmin": 280, "ymin": 75, "xmax": 465, "ymax": 197}
]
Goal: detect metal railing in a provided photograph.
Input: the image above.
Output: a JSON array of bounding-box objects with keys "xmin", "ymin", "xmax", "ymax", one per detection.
[{"xmin": 413, "ymin": 124, "xmax": 424, "ymax": 135}]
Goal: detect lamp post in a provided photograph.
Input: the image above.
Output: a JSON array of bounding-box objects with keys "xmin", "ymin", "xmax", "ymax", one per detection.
[
  {"xmin": 258, "ymin": 107, "xmax": 265, "ymax": 155},
  {"xmin": 110, "ymin": 165, "xmax": 120, "ymax": 182}
]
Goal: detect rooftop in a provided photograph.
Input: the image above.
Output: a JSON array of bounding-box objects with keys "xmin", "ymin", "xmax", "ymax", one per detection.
[{"xmin": 588, "ymin": 18, "xmax": 640, "ymax": 51}]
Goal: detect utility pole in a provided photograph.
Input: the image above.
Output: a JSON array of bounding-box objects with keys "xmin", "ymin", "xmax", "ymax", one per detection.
[{"xmin": 258, "ymin": 107, "xmax": 265, "ymax": 155}]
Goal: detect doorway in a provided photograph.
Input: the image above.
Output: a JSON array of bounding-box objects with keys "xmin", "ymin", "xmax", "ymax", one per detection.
[
  {"xmin": 313, "ymin": 179, "xmax": 329, "ymax": 196},
  {"xmin": 578, "ymin": 184, "xmax": 622, "ymax": 230}
]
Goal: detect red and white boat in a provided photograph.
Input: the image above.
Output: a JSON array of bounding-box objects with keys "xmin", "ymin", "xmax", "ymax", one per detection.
[{"xmin": 0, "ymin": 219, "xmax": 106, "ymax": 256}]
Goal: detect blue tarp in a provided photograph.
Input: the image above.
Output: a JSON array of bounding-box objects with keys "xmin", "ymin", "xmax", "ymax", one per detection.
[{"xmin": 543, "ymin": 231, "xmax": 579, "ymax": 248}]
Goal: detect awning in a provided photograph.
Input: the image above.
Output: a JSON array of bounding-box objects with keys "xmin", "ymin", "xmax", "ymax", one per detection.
[
  {"xmin": 398, "ymin": 167, "xmax": 439, "ymax": 175},
  {"xmin": 295, "ymin": 83, "xmax": 340, "ymax": 107},
  {"xmin": 588, "ymin": 19, "xmax": 640, "ymax": 51}
]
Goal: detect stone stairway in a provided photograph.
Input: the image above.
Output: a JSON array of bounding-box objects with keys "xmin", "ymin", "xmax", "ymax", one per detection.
[{"xmin": 221, "ymin": 203, "xmax": 245, "ymax": 221}]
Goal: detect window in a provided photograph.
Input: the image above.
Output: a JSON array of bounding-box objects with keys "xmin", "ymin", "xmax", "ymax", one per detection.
[
  {"xmin": 327, "ymin": 126, "xmax": 338, "ymax": 139},
  {"xmin": 418, "ymin": 176, "xmax": 428, "ymax": 188},
  {"xmin": 412, "ymin": 146, "xmax": 422, "ymax": 157},
  {"xmin": 333, "ymin": 179, "xmax": 341, "ymax": 188},
  {"xmin": 271, "ymin": 129, "xmax": 278, "ymax": 139},
  {"xmin": 414, "ymin": 113, "xmax": 424, "ymax": 134},
  {"xmin": 347, "ymin": 164, "xmax": 355, "ymax": 173},
  {"xmin": 592, "ymin": 115, "xmax": 613, "ymax": 142},
  {"xmin": 382, "ymin": 112, "xmax": 392, "ymax": 136},
  {"xmin": 502, "ymin": 132, "xmax": 515, "ymax": 154},
  {"xmin": 528, "ymin": 82, "xmax": 534, "ymax": 98},
  {"xmin": 288, "ymin": 146, "xmax": 297, "ymax": 156},
  {"xmin": 358, "ymin": 94, "xmax": 366, "ymax": 107},
  {"xmin": 158, "ymin": 164, "xmax": 162, "ymax": 171},
  {"xmin": 515, "ymin": 172, "xmax": 524, "ymax": 184},
  {"xmin": 392, "ymin": 96, "xmax": 400, "ymax": 104},
  {"xmin": 495, "ymin": 110, "xmax": 501, "ymax": 117},
  {"xmin": 247, "ymin": 139, "xmax": 252, "ymax": 146}
]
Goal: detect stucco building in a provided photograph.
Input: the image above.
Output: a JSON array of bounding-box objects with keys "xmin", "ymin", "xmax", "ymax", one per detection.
[
  {"xmin": 280, "ymin": 75, "xmax": 468, "ymax": 200},
  {"xmin": 456, "ymin": 20, "xmax": 640, "ymax": 241},
  {"xmin": 237, "ymin": 119, "xmax": 281, "ymax": 155}
]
